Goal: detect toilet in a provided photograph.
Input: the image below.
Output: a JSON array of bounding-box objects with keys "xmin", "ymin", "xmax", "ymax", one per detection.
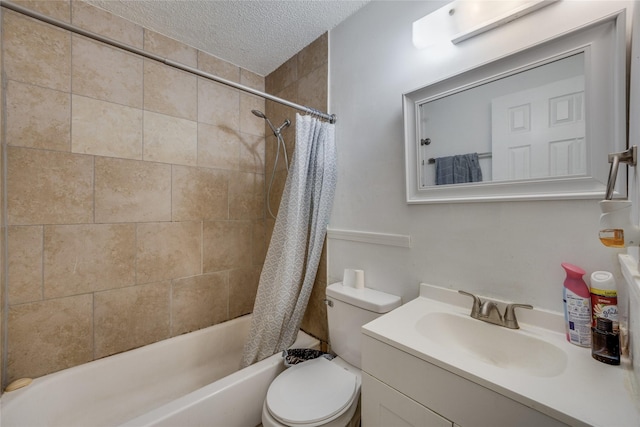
[{"xmin": 262, "ymin": 282, "xmax": 402, "ymax": 427}]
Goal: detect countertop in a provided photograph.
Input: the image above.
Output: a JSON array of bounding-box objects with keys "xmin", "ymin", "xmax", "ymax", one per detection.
[{"xmin": 362, "ymin": 283, "xmax": 640, "ymax": 427}]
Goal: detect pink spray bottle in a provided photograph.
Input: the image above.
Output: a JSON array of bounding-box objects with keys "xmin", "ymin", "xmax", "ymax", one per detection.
[{"xmin": 561, "ymin": 263, "xmax": 592, "ymax": 347}]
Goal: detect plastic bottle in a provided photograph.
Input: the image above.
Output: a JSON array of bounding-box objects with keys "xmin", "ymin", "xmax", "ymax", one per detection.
[
  {"xmin": 590, "ymin": 271, "xmax": 620, "ymax": 364},
  {"xmin": 561, "ymin": 263, "xmax": 592, "ymax": 347},
  {"xmin": 590, "ymin": 271, "xmax": 618, "ymax": 330}
]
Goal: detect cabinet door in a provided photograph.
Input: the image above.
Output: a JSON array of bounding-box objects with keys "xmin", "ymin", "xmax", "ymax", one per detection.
[{"xmin": 362, "ymin": 373, "xmax": 452, "ymax": 427}]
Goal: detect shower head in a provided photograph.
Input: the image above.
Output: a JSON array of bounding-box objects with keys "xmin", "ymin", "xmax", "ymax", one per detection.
[
  {"xmin": 251, "ymin": 109, "xmax": 267, "ymax": 119},
  {"xmin": 251, "ymin": 109, "xmax": 290, "ymax": 137}
]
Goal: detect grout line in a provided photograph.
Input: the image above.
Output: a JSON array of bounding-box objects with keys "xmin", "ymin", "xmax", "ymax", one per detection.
[
  {"xmin": 39, "ymin": 225, "xmax": 44, "ymax": 301},
  {"xmin": 91, "ymin": 291, "xmax": 96, "ymax": 361},
  {"xmin": 168, "ymin": 277, "xmax": 173, "ymax": 337},
  {"xmin": 1, "ymin": 29, "xmax": 10, "ymax": 388}
]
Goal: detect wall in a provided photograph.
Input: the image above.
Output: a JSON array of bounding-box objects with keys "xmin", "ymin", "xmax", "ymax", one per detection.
[
  {"xmin": 264, "ymin": 33, "xmax": 330, "ymax": 346},
  {"xmin": 328, "ymin": 1, "xmax": 632, "ymax": 311},
  {"xmin": 1, "ymin": 1, "xmax": 267, "ymax": 385}
]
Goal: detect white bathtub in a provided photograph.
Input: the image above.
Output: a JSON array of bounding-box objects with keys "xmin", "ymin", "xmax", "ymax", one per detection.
[{"xmin": 1, "ymin": 314, "xmax": 319, "ymax": 427}]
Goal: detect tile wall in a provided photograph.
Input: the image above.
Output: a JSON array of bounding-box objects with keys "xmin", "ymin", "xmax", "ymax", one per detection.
[
  {"xmin": 1, "ymin": 1, "xmax": 269, "ymax": 385},
  {"xmin": 0, "ymin": 3, "xmax": 4, "ymax": 391}
]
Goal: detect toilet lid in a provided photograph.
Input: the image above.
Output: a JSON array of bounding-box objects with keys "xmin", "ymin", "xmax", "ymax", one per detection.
[{"xmin": 266, "ymin": 357, "xmax": 358, "ymax": 425}]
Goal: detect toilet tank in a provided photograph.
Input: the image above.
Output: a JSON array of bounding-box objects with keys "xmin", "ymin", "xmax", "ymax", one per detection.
[{"xmin": 325, "ymin": 282, "xmax": 401, "ymax": 368}]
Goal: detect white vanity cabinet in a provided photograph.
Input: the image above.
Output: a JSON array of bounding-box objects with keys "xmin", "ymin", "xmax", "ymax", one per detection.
[
  {"xmin": 361, "ymin": 335, "xmax": 568, "ymax": 427},
  {"xmin": 362, "ymin": 372, "xmax": 454, "ymax": 427}
]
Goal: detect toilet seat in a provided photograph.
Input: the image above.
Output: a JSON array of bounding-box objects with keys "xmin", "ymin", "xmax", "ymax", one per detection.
[{"xmin": 266, "ymin": 357, "xmax": 358, "ymax": 426}]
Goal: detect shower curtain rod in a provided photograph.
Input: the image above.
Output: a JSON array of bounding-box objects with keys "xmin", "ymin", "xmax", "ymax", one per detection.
[{"xmin": 0, "ymin": 0, "xmax": 337, "ymax": 124}]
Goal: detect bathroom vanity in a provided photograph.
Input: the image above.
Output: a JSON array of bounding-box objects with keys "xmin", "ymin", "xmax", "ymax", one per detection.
[{"xmin": 361, "ymin": 284, "xmax": 640, "ymax": 427}]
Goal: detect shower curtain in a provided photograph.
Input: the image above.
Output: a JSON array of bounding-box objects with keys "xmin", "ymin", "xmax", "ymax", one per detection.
[{"xmin": 241, "ymin": 114, "xmax": 337, "ymax": 367}]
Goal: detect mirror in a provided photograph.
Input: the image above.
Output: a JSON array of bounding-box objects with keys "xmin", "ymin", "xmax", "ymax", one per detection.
[{"xmin": 403, "ymin": 11, "xmax": 626, "ymax": 203}]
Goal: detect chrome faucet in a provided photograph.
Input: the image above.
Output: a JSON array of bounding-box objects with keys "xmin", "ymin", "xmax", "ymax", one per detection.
[{"xmin": 458, "ymin": 291, "xmax": 533, "ymax": 329}]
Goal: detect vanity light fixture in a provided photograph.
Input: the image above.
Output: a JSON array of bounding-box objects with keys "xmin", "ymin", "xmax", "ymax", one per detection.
[{"xmin": 412, "ymin": 0, "xmax": 559, "ymax": 49}]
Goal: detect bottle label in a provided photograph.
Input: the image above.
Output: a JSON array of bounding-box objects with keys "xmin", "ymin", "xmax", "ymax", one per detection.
[
  {"xmin": 590, "ymin": 287, "xmax": 617, "ymax": 298},
  {"xmin": 565, "ymin": 289, "xmax": 592, "ymax": 346},
  {"xmin": 591, "ymin": 291, "xmax": 618, "ymax": 331}
]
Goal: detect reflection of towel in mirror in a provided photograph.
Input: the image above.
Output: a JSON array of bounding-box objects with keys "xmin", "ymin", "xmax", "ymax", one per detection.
[{"xmin": 435, "ymin": 153, "xmax": 483, "ymax": 185}]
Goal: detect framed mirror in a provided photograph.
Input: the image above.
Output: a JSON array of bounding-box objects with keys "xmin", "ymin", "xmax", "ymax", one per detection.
[{"xmin": 403, "ymin": 11, "xmax": 626, "ymax": 203}]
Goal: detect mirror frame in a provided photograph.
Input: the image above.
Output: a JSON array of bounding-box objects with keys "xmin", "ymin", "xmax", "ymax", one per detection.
[{"xmin": 403, "ymin": 11, "xmax": 627, "ymax": 204}]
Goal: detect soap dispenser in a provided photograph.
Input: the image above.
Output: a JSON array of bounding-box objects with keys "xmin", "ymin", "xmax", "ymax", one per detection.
[
  {"xmin": 599, "ymin": 200, "xmax": 640, "ymax": 247},
  {"xmin": 598, "ymin": 146, "xmax": 640, "ymax": 248}
]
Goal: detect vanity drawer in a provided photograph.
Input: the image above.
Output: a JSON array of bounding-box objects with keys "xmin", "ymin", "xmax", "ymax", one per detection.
[{"xmin": 362, "ymin": 372, "xmax": 453, "ymax": 427}]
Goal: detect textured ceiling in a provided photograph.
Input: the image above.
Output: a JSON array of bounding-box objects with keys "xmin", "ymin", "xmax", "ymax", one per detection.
[{"xmin": 85, "ymin": 0, "xmax": 370, "ymax": 76}]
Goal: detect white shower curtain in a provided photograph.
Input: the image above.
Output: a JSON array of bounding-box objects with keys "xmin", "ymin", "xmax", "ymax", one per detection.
[{"xmin": 241, "ymin": 114, "xmax": 337, "ymax": 367}]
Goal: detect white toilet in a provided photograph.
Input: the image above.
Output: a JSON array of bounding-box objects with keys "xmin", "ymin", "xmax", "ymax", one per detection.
[{"xmin": 262, "ymin": 282, "xmax": 402, "ymax": 427}]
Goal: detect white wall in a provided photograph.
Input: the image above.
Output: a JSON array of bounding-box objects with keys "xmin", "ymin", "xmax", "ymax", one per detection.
[{"xmin": 328, "ymin": 0, "xmax": 633, "ymax": 312}]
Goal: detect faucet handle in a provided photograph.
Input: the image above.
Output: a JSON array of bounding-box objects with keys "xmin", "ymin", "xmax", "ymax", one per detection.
[
  {"xmin": 458, "ymin": 290, "xmax": 481, "ymax": 319},
  {"xmin": 503, "ymin": 303, "xmax": 533, "ymax": 329}
]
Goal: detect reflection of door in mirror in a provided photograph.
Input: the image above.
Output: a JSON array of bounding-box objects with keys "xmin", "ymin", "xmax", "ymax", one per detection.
[
  {"xmin": 417, "ymin": 52, "xmax": 585, "ymax": 187},
  {"xmin": 491, "ymin": 76, "xmax": 585, "ymax": 181}
]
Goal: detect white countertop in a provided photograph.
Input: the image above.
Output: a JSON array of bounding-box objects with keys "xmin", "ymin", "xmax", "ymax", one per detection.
[{"xmin": 362, "ymin": 283, "xmax": 640, "ymax": 427}]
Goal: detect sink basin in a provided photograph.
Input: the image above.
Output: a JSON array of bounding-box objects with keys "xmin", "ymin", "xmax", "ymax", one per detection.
[{"xmin": 416, "ymin": 312, "xmax": 568, "ymax": 377}]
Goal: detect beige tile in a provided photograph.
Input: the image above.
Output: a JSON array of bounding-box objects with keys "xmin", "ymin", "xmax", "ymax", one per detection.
[
  {"xmin": 44, "ymin": 224, "xmax": 136, "ymax": 299},
  {"xmin": 3, "ymin": 11, "xmax": 71, "ymax": 91},
  {"xmin": 316, "ymin": 242, "xmax": 328, "ymax": 284},
  {"xmin": 95, "ymin": 157, "xmax": 171, "ymax": 223},
  {"xmin": 267, "ymin": 168, "xmax": 288, "ymax": 218},
  {"xmin": 71, "ymin": 36, "xmax": 143, "ymax": 108},
  {"xmin": 266, "ymin": 55, "xmax": 297, "ymax": 94},
  {"xmin": 240, "ymin": 68, "xmax": 265, "ymax": 92},
  {"xmin": 71, "ymin": 1, "xmax": 143, "ymax": 49},
  {"xmin": 7, "ymin": 147, "xmax": 93, "ymax": 225},
  {"xmin": 266, "ymin": 218, "xmax": 275, "ymax": 248},
  {"xmin": 198, "ymin": 79, "xmax": 240, "ymax": 129},
  {"xmin": 229, "ymin": 171, "xmax": 264, "ymax": 220},
  {"xmin": 265, "ymin": 86, "xmax": 297, "ymax": 172},
  {"xmin": 197, "ymin": 123, "xmax": 240, "ymax": 170},
  {"xmin": 198, "ymin": 51, "xmax": 240, "ymax": 82},
  {"xmin": 14, "ymin": 0, "xmax": 71, "ymax": 22},
  {"xmin": 239, "ymin": 133, "xmax": 265, "ymax": 174},
  {"xmin": 269, "ymin": 84, "xmax": 298, "ymax": 123},
  {"xmin": 282, "ymin": 129, "xmax": 296, "ymax": 170},
  {"xmin": 171, "ymin": 272, "xmax": 229, "ymax": 336},
  {"xmin": 301, "ymin": 280, "xmax": 329, "ymax": 344},
  {"xmin": 72, "ymin": 95, "xmax": 143, "ymax": 160},
  {"xmin": 143, "ymin": 111, "xmax": 197, "ymax": 166},
  {"xmin": 203, "ymin": 221, "xmax": 252, "ymax": 272},
  {"xmin": 6, "ymin": 80, "xmax": 71, "ymax": 151},
  {"xmin": 297, "ymin": 66, "xmax": 328, "ymax": 112},
  {"xmin": 266, "ymin": 84, "xmax": 298, "ymax": 134},
  {"xmin": 137, "ymin": 222, "xmax": 202, "ymax": 284},
  {"xmin": 302, "ymin": 243, "xmax": 328, "ymax": 344},
  {"xmin": 172, "ymin": 166, "xmax": 228, "ymax": 222},
  {"xmin": 94, "ymin": 282, "xmax": 170, "ymax": 358},
  {"xmin": 253, "ymin": 220, "xmax": 267, "ymax": 266},
  {"xmin": 145, "ymin": 30, "xmax": 197, "ymax": 67},
  {"xmin": 298, "ymin": 33, "xmax": 328, "ymax": 79},
  {"xmin": 144, "ymin": 60, "xmax": 197, "ymax": 121},
  {"xmin": 229, "ymin": 267, "xmax": 261, "ymax": 319},
  {"xmin": 7, "ymin": 295, "xmax": 93, "ymax": 382},
  {"xmin": 7, "ymin": 226, "xmax": 43, "ymax": 305},
  {"xmin": 266, "ymin": 133, "xmax": 290, "ymax": 173},
  {"xmin": 240, "ymin": 94, "xmax": 266, "ymax": 137}
]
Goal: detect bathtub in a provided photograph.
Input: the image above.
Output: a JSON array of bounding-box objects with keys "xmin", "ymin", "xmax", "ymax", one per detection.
[{"xmin": 1, "ymin": 314, "xmax": 319, "ymax": 427}]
